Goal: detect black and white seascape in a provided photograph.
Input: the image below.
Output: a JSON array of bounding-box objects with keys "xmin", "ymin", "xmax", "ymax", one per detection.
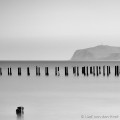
[
  {"xmin": 1, "ymin": 0, "xmax": 120, "ymax": 120},
  {"xmin": 1, "ymin": 46, "xmax": 120, "ymax": 120}
]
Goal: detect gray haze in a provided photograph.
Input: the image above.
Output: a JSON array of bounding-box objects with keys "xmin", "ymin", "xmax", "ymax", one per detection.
[{"xmin": 1, "ymin": 0, "xmax": 120, "ymax": 60}]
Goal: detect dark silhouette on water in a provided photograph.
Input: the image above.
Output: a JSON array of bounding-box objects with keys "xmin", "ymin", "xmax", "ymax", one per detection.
[
  {"xmin": 8, "ymin": 67, "xmax": 12, "ymax": 76},
  {"xmin": 18, "ymin": 67, "xmax": 21, "ymax": 76},
  {"xmin": 16, "ymin": 106, "xmax": 24, "ymax": 120},
  {"xmin": 27, "ymin": 67, "xmax": 30, "ymax": 76},
  {"xmin": 55, "ymin": 67, "xmax": 60, "ymax": 76},
  {"xmin": 36, "ymin": 66, "xmax": 40, "ymax": 76},
  {"xmin": 45, "ymin": 67, "xmax": 49, "ymax": 76},
  {"xmin": 1, "ymin": 62, "xmax": 120, "ymax": 77},
  {"xmin": 65, "ymin": 66, "xmax": 69, "ymax": 76}
]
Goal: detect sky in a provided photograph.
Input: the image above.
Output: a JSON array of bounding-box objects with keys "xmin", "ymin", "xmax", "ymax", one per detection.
[{"xmin": 1, "ymin": 0, "xmax": 120, "ymax": 60}]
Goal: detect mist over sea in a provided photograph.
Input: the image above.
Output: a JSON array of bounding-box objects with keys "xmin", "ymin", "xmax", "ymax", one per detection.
[{"xmin": 0, "ymin": 61, "xmax": 120, "ymax": 120}]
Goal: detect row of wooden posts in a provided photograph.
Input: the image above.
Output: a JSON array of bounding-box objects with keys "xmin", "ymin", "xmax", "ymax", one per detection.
[{"xmin": 0, "ymin": 65, "xmax": 120, "ymax": 77}]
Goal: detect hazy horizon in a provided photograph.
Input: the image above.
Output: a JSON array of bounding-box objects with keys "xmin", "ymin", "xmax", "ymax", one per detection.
[{"xmin": 1, "ymin": 0, "xmax": 120, "ymax": 60}]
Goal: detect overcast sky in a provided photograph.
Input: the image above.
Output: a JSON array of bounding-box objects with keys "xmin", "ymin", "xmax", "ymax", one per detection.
[{"xmin": 1, "ymin": 0, "xmax": 120, "ymax": 60}]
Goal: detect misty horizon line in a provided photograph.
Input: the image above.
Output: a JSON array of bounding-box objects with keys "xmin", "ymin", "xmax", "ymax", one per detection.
[{"xmin": 0, "ymin": 45, "xmax": 120, "ymax": 61}]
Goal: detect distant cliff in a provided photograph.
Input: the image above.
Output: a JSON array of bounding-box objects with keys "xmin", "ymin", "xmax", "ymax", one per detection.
[{"xmin": 71, "ymin": 45, "xmax": 120, "ymax": 61}]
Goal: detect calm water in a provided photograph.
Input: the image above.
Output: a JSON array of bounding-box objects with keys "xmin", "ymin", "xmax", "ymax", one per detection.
[
  {"xmin": 0, "ymin": 76, "xmax": 120, "ymax": 120},
  {"xmin": 0, "ymin": 61, "xmax": 120, "ymax": 120}
]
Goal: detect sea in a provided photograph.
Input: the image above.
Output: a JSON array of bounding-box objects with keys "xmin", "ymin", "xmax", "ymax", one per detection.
[{"xmin": 0, "ymin": 61, "xmax": 120, "ymax": 120}]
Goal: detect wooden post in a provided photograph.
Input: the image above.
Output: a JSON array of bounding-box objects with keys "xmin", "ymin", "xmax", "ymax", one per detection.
[
  {"xmin": 18, "ymin": 67, "xmax": 21, "ymax": 76},
  {"xmin": 65, "ymin": 67, "xmax": 68, "ymax": 76},
  {"xmin": 27, "ymin": 67, "xmax": 30, "ymax": 76},
  {"xmin": 77, "ymin": 66, "xmax": 79, "ymax": 76},
  {"xmin": 16, "ymin": 106, "xmax": 24, "ymax": 120},
  {"xmin": 45, "ymin": 67, "xmax": 49, "ymax": 76}
]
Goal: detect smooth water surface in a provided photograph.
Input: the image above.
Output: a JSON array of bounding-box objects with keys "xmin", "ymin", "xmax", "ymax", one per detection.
[{"xmin": 0, "ymin": 75, "xmax": 120, "ymax": 120}]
